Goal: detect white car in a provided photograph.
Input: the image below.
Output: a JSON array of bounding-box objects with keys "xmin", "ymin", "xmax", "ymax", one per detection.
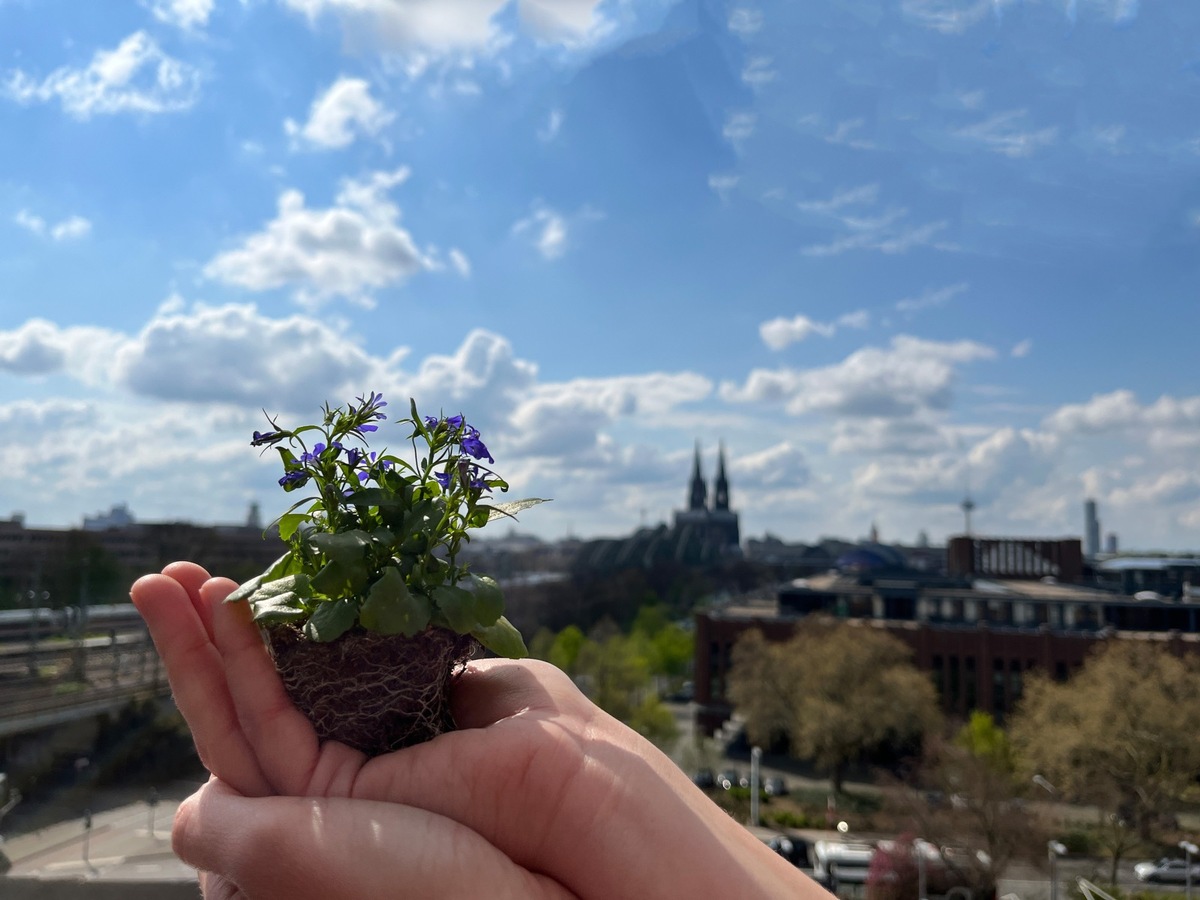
[{"xmin": 1134, "ymin": 858, "xmax": 1200, "ymax": 883}]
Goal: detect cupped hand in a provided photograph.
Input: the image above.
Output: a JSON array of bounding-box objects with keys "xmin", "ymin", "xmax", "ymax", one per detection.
[{"xmin": 132, "ymin": 563, "xmax": 819, "ymax": 900}]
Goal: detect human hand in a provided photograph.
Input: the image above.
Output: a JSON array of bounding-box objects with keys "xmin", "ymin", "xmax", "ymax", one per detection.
[{"xmin": 132, "ymin": 562, "xmax": 821, "ymax": 899}]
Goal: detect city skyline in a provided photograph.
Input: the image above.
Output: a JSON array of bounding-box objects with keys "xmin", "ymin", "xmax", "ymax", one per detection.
[{"xmin": 2, "ymin": 1, "xmax": 1199, "ymax": 549}]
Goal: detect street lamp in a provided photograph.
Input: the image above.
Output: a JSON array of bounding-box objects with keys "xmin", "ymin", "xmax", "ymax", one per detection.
[
  {"xmin": 1049, "ymin": 840, "xmax": 1067, "ymax": 900},
  {"xmin": 1179, "ymin": 840, "xmax": 1198, "ymax": 900}
]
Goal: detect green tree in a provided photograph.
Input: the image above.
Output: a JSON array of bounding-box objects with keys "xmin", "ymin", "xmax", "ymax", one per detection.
[
  {"xmin": 728, "ymin": 617, "xmax": 941, "ymax": 792},
  {"xmin": 575, "ymin": 633, "xmax": 651, "ymax": 722},
  {"xmin": 1009, "ymin": 641, "xmax": 1200, "ymax": 857}
]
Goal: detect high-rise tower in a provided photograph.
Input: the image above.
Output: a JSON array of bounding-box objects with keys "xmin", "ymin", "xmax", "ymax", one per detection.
[{"xmin": 1085, "ymin": 499, "xmax": 1101, "ymax": 558}]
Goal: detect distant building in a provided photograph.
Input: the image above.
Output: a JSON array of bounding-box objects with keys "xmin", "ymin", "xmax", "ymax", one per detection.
[
  {"xmin": 1085, "ymin": 499, "xmax": 1101, "ymax": 558},
  {"xmin": 1105, "ymin": 532, "xmax": 1118, "ymax": 555},
  {"xmin": 671, "ymin": 442, "xmax": 740, "ymax": 554},
  {"xmin": 83, "ymin": 503, "xmax": 135, "ymax": 531},
  {"xmin": 573, "ymin": 442, "xmax": 741, "ymax": 570},
  {"xmin": 694, "ymin": 534, "xmax": 1200, "ymax": 732}
]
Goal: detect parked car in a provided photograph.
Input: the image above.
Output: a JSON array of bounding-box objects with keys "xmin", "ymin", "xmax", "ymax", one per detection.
[
  {"xmin": 764, "ymin": 776, "xmax": 788, "ymax": 796},
  {"xmin": 1134, "ymin": 858, "xmax": 1200, "ymax": 883},
  {"xmin": 691, "ymin": 768, "xmax": 715, "ymax": 789},
  {"xmin": 718, "ymin": 768, "xmax": 742, "ymax": 790}
]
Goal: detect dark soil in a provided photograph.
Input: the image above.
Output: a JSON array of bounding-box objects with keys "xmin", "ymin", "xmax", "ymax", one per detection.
[{"xmin": 263, "ymin": 625, "xmax": 480, "ymax": 755}]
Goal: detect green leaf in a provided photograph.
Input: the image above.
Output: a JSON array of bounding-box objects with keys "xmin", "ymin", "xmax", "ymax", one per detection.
[
  {"xmin": 226, "ymin": 574, "xmax": 264, "ymax": 604},
  {"xmin": 471, "ymin": 616, "xmax": 528, "ymax": 659},
  {"xmin": 310, "ymin": 558, "xmax": 369, "ymax": 599},
  {"xmin": 308, "ymin": 530, "xmax": 372, "ymax": 562},
  {"xmin": 360, "ymin": 567, "xmax": 431, "ymax": 637},
  {"xmin": 277, "ymin": 513, "xmax": 307, "ymax": 542},
  {"xmin": 264, "ymin": 551, "xmax": 300, "ymax": 580},
  {"xmin": 431, "ymin": 585, "xmax": 477, "ymax": 633},
  {"xmin": 484, "ymin": 498, "xmax": 549, "ymax": 523},
  {"xmin": 345, "ymin": 488, "xmax": 408, "ymax": 509},
  {"xmin": 303, "ymin": 597, "xmax": 358, "ymax": 642},
  {"xmin": 458, "ymin": 573, "xmax": 504, "ymax": 627},
  {"xmin": 249, "ymin": 592, "xmax": 308, "ymax": 624}
]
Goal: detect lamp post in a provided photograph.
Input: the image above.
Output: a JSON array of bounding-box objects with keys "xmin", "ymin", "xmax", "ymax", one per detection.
[
  {"xmin": 1180, "ymin": 840, "xmax": 1198, "ymax": 900},
  {"xmin": 26, "ymin": 589, "xmax": 49, "ymax": 677},
  {"xmin": 1049, "ymin": 840, "xmax": 1067, "ymax": 900},
  {"xmin": 749, "ymin": 747, "xmax": 761, "ymax": 827}
]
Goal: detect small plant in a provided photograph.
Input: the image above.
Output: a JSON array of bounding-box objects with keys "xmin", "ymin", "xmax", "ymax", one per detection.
[{"xmin": 228, "ymin": 392, "xmax": 544, "ymax": 753}]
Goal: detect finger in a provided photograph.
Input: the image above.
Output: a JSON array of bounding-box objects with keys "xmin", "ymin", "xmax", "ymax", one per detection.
[
  {"xmin": 131, "ymin": 573, "xmax": 272, "ymax": 797},
  {"xmin": 450, "ymin": 658, "xmax": 583, "ymax": 731},
  {"xmin": 173, "ymin": 778, "xmax": 575, "ymax": 900},
  {"xmin": 160, "ymin": 561, "xmax": 216, "ymax": 641},
  {"xmin": 210, "ymin": 583, "xmax": 342, "ymax": 797}
]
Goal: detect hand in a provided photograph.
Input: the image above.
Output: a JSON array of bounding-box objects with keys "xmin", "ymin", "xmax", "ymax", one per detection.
[
  {"xmin": 177, "ymin": 776, "xmax": 572, "ymax": 900},
  {"xmin": 132, "ymin": 562, "xmax": 821, "ymax": 899}
]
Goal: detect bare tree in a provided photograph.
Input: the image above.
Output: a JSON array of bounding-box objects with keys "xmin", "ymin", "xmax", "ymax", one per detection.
[
  {"xmin": 729, "ymin": 616, "xmax": 942, "ymax": 793},
  {"xmin": 1010, "ymin": 639, "xmax": 1200, "ymax": 874}
]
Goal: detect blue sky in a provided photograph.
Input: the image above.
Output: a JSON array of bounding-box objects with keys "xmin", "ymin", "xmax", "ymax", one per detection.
[{"xmin": 2, "ymin": 0, "xmax": 1199, "ymax": 550}]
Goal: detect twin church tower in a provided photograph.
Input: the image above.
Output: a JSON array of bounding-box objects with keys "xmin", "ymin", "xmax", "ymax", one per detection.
[{"xmin": 672, "ymin": 442, "xmax": 740, "ymax": 554}]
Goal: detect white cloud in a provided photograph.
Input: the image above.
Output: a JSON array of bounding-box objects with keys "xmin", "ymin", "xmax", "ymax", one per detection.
[
  {"xmin": 512, "ymin": 204, "xmax": 568, "ymax": 259},
  {"xmin": 759, "ymin": 314, "xmax": 835, "ymax": 350},
  {"xmin": 742, "ymin": 57, "xmax": 776, "ymax": 88},
  {"xmin": 51, "ymin": 215, "xmax": 92, "ymax": 241},
  {"xmin": 896, "ymin": 282, "xmax": 968, "ymax": 314},
  {"xmin": 285, "ymin": 77, "xmax": 394, "ymax": 150},
  {"xmin": 825, "ymin": 118, "xmax": 874, "ymax": 150},
  {"xmin": 4, "ymin": 31, "xmax": 201, "ymax": 118},
  {"xmin": 1011, "ymin": 338, "xmax": 1033, "ymax": 358},
  {"xmin": 796, "ymin": 184, "xmax": 880, "ymax": 215},
  {"xmin": 537, "ymin": 107, "xmax": 564, "ymax": 142},
  {"xmin": 111, "ymin": 302, "xmax": 389, "ymax": 410},
  {"xmin": 204, "ymin": 168, "xmax": 436, "ymax": 307},
  {"xmin": 722, "ymin": 335, "xmax": 996, "ymax": 418},
  {"xmin": 722, "ymin": 111, "xmax": 756, "ymax": 150},
  {"xmin": 954, "ymin": 110, "xmax": 1058, "ymax": 158},
  {"xmin": 727, "ymin": 8, "xmax": 764, "ymax": 37},
  {"xmin": 448, "ymin": 248, "xmax": 471, "ymax": 278},
  {"xmin": 0, "ymin": 318, "xmax": 126, "ymax": 382},
  {"xmin": 733, "ymin": 442, "xmax": 810, "ymax": 489},
  {"xmin": 507, "ymin": 371, "xmax": 712, "ymax": 460},
  {"xmin": 900, "ymin": 0, "xmax": 994, "ymax": 34},
  {"xmin": 144, "ymin": 0, "xmax": 215, "ymax": 31},
  {"xmin": 708, "ymin": 174, "xmax": 739, "ymax": 201},
  {"xmin": 797, "ymin": 184, "xmax": 949, "ymax": 258},
  {"xmin": 14, "ymin": 209, "xmax": 92, "ymax": 242},
  {"xmin": 280, "ymin": 0, "xmax": 606, "ymax": 57}
]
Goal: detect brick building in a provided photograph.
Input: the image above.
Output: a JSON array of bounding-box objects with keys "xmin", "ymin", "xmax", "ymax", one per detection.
[{"xmin": 694, "ymin": 535, "xmax": 1200, "ymax": 733}]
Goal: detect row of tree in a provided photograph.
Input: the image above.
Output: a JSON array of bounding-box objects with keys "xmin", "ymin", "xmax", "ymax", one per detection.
[{"xmin": 727, "ymin": 616, "xmax": 1200, "ymax": 896}]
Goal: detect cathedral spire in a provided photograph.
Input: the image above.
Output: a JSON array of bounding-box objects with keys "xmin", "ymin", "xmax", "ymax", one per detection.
[
  {"xmin": 714, "ymin": 442, "xmax": 730, "ymax": 511},
  {"xmin": 688, "ymin": 441, "xmax": 708, "ymax": 511}
]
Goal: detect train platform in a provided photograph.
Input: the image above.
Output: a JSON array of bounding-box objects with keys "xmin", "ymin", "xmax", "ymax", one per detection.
[{"xmin": 1, "ymin": 781, "xmax": 200, "ymax": 899}]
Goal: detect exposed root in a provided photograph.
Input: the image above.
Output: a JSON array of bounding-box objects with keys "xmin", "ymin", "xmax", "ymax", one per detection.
[{"xmin": 263, "ymin": 625, "xmax": 480, "ymax": 755}]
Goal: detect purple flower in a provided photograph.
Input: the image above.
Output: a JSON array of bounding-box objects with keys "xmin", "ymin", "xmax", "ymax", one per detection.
[
  {"xmin": 424, "ymin": 416, "xmax": 440, "ymax": 430},
  {"xmin": 278, "ymin": 470, "xmax": 308, "ymax": 488},
  {"xmin": 445, "ymin": 414, "xmax": 465, "ymax": 432},
  {"xmin": 347, "ymin": 448, "xmax": 364, "ymax": 468},
  {"xmin": 461, "ymin": 434, "xmax": 493, "ymax": 464},
  {"xmin": 251, "ymin": 430, "xmax": 285, "ymax": 447},
  {"xmin": 355, "ymin": 391, "xmax": 388, "ymax": 419},
  {"xmin": 435, "ymin": 472, "xmax": 452, "ymax": 489},
  {"xmin": 360, "ymin": 424, "xmax": 378, "ymax": 432}
]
